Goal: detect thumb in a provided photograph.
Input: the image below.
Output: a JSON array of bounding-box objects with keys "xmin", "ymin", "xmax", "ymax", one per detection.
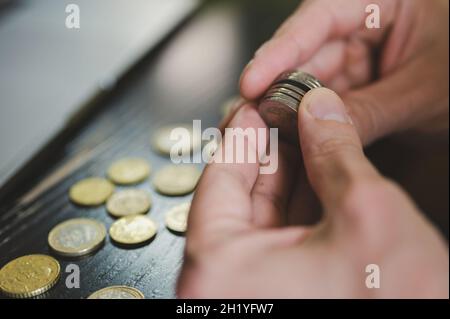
[{"xmin": 297, "ymin": 88, "xmax": 379, "ymax": 213}]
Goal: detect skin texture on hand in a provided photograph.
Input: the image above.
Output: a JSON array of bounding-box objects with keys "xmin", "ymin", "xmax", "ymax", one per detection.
[
  {"xmin": 177, "ymin": 89, "xmax": 449, "ymax": 298},
  {"xmin": 240, "ymin": 0, "xmax": 449, "ymax": 145}
]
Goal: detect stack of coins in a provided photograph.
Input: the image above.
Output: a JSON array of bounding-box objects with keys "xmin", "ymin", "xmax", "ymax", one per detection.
[{"xmin": 258, "ymin": 70, "xmax": 323, "ymax": 143}]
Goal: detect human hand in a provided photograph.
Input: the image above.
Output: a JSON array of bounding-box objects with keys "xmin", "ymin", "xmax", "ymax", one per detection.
[
  {"xmin": 240, "ymin": 0, "xmax": 449, "ymax": 144},
  {"xmin": 177, "ymin": 88, "xmax": 449, "ymax": 298}
]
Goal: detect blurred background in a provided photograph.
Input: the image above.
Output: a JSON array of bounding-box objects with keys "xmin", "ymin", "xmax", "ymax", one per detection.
[{"xmin": 0, "ymin": 0, "xmax": 447, "ymax": 298}]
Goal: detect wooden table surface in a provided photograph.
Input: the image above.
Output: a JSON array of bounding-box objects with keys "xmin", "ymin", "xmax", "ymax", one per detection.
[{"xmin": 0, "ymin": 0, "xmax": 447, "ymax": 299}]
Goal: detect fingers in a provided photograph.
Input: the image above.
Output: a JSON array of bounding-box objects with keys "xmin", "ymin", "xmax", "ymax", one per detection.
[
  {"xmin": 218, "ymin": 97, "xmax": 246, "ymax": 134},
  {"xmin": 343, "ymin": 50, "xmax": 449, "ymax": 144},
  {"xmin": 188, "ymin": 103, "xmax": 266, "ymax": 248},
  {"xmin": 250, "ymin": 141, "xmax": 298, "ymax": 227},
  {"xmin": 240, "ymin": 0, "xmax": 396, "ymax": 100},
  {"xmin": 298, "ymin": 36, "xmax": 372, "ymax": 93},
  {"xmin": 296, "ymin": 40, "xmax": 347, "ymax": 84},
  {"xmin": 297, "ymin": 88, "xmax": 380, "ymax": 214}
]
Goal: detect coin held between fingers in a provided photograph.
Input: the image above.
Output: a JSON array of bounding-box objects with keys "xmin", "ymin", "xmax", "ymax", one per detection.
[{"xmin": 258, "ymin": 70, "xmax": 323, "ymax": 143}]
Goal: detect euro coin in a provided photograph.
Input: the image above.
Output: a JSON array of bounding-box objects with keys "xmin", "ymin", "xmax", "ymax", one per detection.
[
  {"xmin": 106, "ymin": 189, "xmax": 151, "ymax": 218},
  {"xmin": 48, "ymin": 218, "xmax": 106, "ymax": 257},
  {"xmin": 202, "ymin": 139, "xmax": 219, "ymax": 163},
  {"xmin": 259, "ymin": 70, "xmax": 323, "ymax": 143},
  {"xmin": 69, "ymin": 177, "xmax": 114, "ymax": 206},
  {"xmin": 109, "ymin": 215, "xmax": 157, "ymax": 245},
  {"xmin": 107, "ymin": 158, "xmax": 151, "ymax": 185},
  {"xmin": 165, "ymin": 202, "xmax": 190, "ymax": 233},
  {"xmin": 0, "ymin": 254, "xmax": 60, "ymax": 298},
  {"xmin": 88, "ymin": 285, "xmax": 145, "ymax": 299},
  {"xmin": 153, "ymin": 165, "xmax": 201, "ymax": 196},
  {"xmin": 152, "ymin": 124, "xmax": 201, "ymax": 156}
]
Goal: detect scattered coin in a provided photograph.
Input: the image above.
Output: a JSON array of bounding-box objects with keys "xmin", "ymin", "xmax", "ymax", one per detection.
[
  {"xmin": 87, "ymin": 285, "xmax": 145, "ymax": 299},
  {"xmin": 165, "ymin": 202, "xmax": 191, "ymax": 233},
  {"xmin": 202, "ymin": 138, "xmax": 219, "ymax": 163},
  {"xmin": 153, "ymin": 165, "xmax": 201, "ymax": 196},
  {"xmin": 106, "ymin": 189, "xmax": 152, "ymax": 218},
  {"xmin": 48, "ymin": 218, "xmax": 106, "ymax": 257},
  {"xmin": 152, "ymin": 124, "xmax": 201, "ymax": 156},
  {"xmin": 109, "ymin": 215, "xmax": 157, "ymax": 245},
  {"xmin": 69, "ymin": 177, "xmax": 114, "ymax": 206},
  {"xmin": 0, "ymin": 254, "xmax": 60, "ymax": 298},
  {"xmin": 107, "ymin": 158, "xmax": 151, "ymax": 185}
]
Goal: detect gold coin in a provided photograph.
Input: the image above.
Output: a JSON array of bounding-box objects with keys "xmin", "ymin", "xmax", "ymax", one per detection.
[
  {"xmin": 48, "ymin": 218, "xmax": 106, "ymax": 257},
  {"xmin": 106, "ymin": 189, "xmax": 152, "ymax": 218},
  {"xmin": 165, "ymin": 202, "xmax": 191, "ymax": 233},
  {"xmin": 88, "ymin": 285, "xmax": 145, "ymax": 299},
  {"xmin": 109, "ymin": 215, "xmax": 157, "ymax": 245},
  {"xmin": 153, "ymin": 165, "xmax": 201, "ymax": 196},
  {"xmin": 107, "ymin": 158, "xmax": 151, "ymax": 185},
  {"xmin": 0, "ymin": 254, "xmax": 60, "ymax": 298},
  {"xmin": 152, "ymin": 124, "xmax": 201, "ymax": 156},
  {"xmin": 202, "ymin": 138, "xmax": 219, "ymax": 163},
  {"xmin": 69, "ymin": 177, "xmax": 114, "ymax": 206}
]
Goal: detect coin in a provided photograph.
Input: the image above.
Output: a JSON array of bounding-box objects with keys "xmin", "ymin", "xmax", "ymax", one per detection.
[
  {"xmin": 109, "ymin": 215, "xmax": 157, "ymax": 245},
  {"xmin": 152, "ymin": 124, "xmax": 201, "ymax": 156},
  {"xmin": 165, "ymin": 202, "xmax": 191, "ymax": 233},
  {"xmin": 69, "ymin": 177, "xmax": 114, "ymax": 206},
  {"xmin": 48, "ymin": 218, "xmax": 106, "ymax": 257},
  {"xmin": 153, "ymin": 165, "xmax": 201, "ymax": 196},
  {"xmin": 202, "ymin": 138, "xmax": 219, "ymax": 163},
  {"xmin": 107, "ymin": 158, "xmax": 151, "ymax": 185},
  {"xmin": 0, "ymin": 254, "xmax": 60, "ymax": 298},
  {"xmin": 106, "ymin": 189, "xmax": 152, "ymax": 218},
  {"xmin": 88, "ymin": 285, "xmax": 145, "ymax": 299},
  {"xmin": 258, "ymin": 70, "xmax": 323, "ymax": 144}
]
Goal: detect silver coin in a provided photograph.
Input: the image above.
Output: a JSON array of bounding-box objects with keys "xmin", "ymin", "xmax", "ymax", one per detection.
[
  {"xmin": 269, "ymin": 82, "xmax": 308, "ymax": 97},
  {"xmin": 258, "ymin": 71, "xmax": 323, "ymax": 143},
  {"xmin": 266, "ymin": 86, "xmax": 303, "ymax": 101},
  {"xmin": 88, "ymin": 285, "xmax": 145, "ymax": 299},
  {"xmin": 48, "ymin": 218, "xmax": 106, "ymax": 257}
]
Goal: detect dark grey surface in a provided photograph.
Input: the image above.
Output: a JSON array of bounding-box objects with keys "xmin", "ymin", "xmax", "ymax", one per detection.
[{"xmin": 0, "ymin": 0, "xmax": 299, "ymax": 299}]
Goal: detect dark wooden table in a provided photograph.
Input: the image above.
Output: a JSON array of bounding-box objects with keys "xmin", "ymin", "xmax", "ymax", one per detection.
[{"xmin": 0, "ymin": 0, "xmax": 447, "ymax": 299}]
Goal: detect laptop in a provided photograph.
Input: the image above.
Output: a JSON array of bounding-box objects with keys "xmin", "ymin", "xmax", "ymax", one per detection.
[{"xmin": 0, "ymin": 0, "xmax": 198, "ymax": 190}]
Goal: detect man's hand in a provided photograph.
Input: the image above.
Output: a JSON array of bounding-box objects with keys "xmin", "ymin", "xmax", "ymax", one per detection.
[
  {"xmin": 240, "ymin": 0, "xmax": 449, "ymax": 144},
  {"xmin": 177, "ymin": 88, "xmax": 449, "ymax": 298}
]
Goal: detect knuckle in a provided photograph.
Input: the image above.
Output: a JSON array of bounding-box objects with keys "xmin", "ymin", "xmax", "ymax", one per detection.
[{"xmin": 306, "ymin": 135, "xmax": 361, "ymax": 162}]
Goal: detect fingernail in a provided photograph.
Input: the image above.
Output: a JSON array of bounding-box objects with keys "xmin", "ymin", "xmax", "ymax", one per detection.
[{"xmin": 305, "ymin": 88, "xmax": 351, "ymax": 124}]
